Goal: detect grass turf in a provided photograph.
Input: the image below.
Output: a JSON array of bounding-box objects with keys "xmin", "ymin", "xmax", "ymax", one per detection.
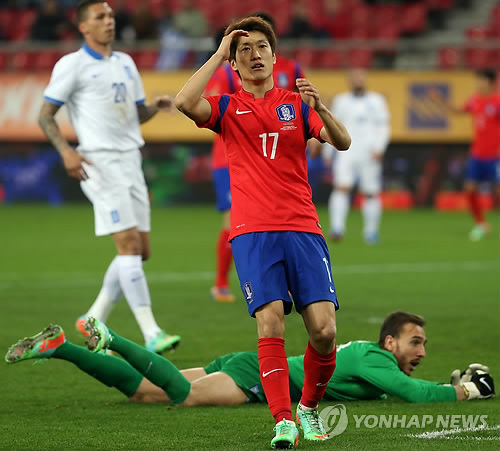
[{"xmin": 0, "ymin": 204, "xmax": 498, "ymax": 450}]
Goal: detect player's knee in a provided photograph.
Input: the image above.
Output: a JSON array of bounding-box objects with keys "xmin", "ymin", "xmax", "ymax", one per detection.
[
  {"xmin": 310, "ymin": 323, "xmax": 337, "ymax": 348},
  {"xmin": 119, "ymin": 235, "xmax": 142, "ymax": 255}
]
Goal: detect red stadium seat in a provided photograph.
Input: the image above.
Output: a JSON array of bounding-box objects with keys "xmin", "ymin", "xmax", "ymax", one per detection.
[
  {"xmin": 464, "ymin": 48, "xmax": 490, "ymax": 69},
  {"xmin": 0, "ymin": 52, "xmax": 9, "ymax": 71},
  {"xmin": 293, "ymin": 48, "xmax": 315, "ymax": 69},
  {"xmin": 346, "ymin": 49, "xmax": 373, "ymax": 68},
  {"xmin": 438, "ymin": 47, "xmax": 461, "ymax": 69},
  {"xmin": 11, "ymin": 51, "xmax": 35, "ymax": 71},
  {"xmin": 135, "ymin": 50, "xmax": 159, "ymax": 70},
  {"xmin": 401, "ymin": 3, "xmax": 428, "ymax": 35},
  {"xmin": 466, "ymin": 26, "xmax": 489, "ymax": 41},
  {"xmin": 426, "ymin": 0, "xmax": 455, "ymax": 10},
  {"xmin": 317, "ymin": 49, "xmax": 344, "ymax": 69},
  {"xmin": 32, "ymin": 51, "xmax": 63, "ymax": 72}
]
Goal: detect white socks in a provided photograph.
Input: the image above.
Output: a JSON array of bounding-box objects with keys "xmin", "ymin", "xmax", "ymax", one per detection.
[
  {"xmin": 330, "ymin": 190, "xmax": 349, "ymax": 235},
  {"xmin": 86, "ymin": 256, "xmax": 122, "ymax": 322},
  {"xmin": 116, "ymin": 255, "xmax": 161, "ymax": 342},
  {"xmin": 362, "ymin": 196, "xmax": 382, "ymax": 238}
]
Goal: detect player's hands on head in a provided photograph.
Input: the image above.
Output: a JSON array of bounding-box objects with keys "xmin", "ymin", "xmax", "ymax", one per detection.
[
  {"xmin": 61, "ymin": 147, "xmax": 92, "ymax": 181},
  {"xmin": 450, "ymin": 363, "xmax": 490, "ymax": 386},
  {"xmin": 154, "ymin": 95, "xmax": 175, "ymax": 112},
  {"xmin": 216, "ymin": 30, "xmax": 249, "ymax": 61},
  {"xmin": 297, "ymin": 78, "xmax": 324, "ymax": 112}
]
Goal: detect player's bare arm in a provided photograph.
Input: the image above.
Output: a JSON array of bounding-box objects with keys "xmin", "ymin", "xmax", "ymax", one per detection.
[
  {"xmin": 296, "ymin": 78, "xmax": 351, "ymax": 150},
  {"xmin": 175, "ymin": 29, "xmax": 249, "ymax": 123},
  {"xmin": 38, "ymin": 101, "xmax": 91, "ymax": 181},
  {"xmin": 136, "ymin": 95, "xmax": 175, "ymax": 124}
]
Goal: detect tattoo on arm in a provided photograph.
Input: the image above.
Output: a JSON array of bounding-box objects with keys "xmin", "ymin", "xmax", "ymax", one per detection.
[{"xmin": 38, "ymin": 101, "xmax": 71, "ymax": 155}]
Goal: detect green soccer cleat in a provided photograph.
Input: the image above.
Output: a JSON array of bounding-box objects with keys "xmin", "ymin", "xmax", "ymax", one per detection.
[
  {"xmin": 271, "ymin": 419, "xmax": 299, "ymax": 449},
  {"xmin": 85, "ymin": 317, "xmax": 112, "ymax": 353},
  {"xmin": 5, "ymin": 325, "xmax": 66, "ymax": 364},
  {"xmin": 145, "ymin": 330, "xmax": 181, "ymax": 354},
  {"xmin": 296, "ymin": 404, "xmax": 329, "ymax": 441},
  {"xmin": 469, "ymin": 223, "xmax": 489, "ymax": 242}
]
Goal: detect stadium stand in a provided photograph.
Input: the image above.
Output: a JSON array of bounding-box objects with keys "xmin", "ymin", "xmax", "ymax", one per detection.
[{"xmin": 0, "ymin": 0, "xmax": 497, "ymax": 70}]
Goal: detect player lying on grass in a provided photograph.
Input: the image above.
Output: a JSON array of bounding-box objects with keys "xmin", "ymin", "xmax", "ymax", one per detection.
[{"xmin": 6, "ymin": 312, "xmax": 495, "ymax": 409}]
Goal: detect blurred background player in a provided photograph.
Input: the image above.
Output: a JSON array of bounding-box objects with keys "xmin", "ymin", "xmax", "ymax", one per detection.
[
  {"xmin": 38, "ymin": 0, "xmax": 180, "ymax": 354},
  {"xmin": 320, "ymin": 69, "xmax": 390, "ymax": 244},
  {"xmin": 204, "ymin": 28, "xmax": 241, "ymax": 303},
  {"xmin": 437, "ymin": 69, "xmax": 500, "ymax": 241}
]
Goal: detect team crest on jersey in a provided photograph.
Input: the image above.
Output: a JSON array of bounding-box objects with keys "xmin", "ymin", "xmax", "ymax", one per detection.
[
  {"xmin": 276, "ymin": 104, "xmax": 296, "ymax": 122},
  {"xmin": 485, "ymin": 104, "xmax": 495, "ymax": 116}
]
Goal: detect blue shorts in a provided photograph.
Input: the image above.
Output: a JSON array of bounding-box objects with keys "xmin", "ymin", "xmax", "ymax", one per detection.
[
  {"xmin": 231, "ymin": 231, "xmax": 339, "ymax": 317},
  {"xmin": 465, "ymin": 157, "xmax": 500, "ymax": 184},
  {"xmin": 213, "ymin": 167, "xmax": 231, "ymax": 212}
]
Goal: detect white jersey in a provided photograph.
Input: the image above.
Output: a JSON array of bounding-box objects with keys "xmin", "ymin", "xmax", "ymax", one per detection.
[
  {"xmin": 325, "ymin": 91, "xmax": 390, "ymax": 159},
  {"xmin": 44, "ymin": 43, "xmax": 145, "ymax": 152}
]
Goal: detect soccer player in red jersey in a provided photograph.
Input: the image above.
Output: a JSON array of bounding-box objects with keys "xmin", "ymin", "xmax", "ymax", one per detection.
[
  {"xmin": 207, "ymin": 17, "xmax": 305, "ymax": 303},
  {"xmin": 205, "ymin": 30, "xmax": 242, "ymax": 303},
  {"xmin": 175, "ymin": 16, "xmax": 350, "ymax": 449},
  {"xmin": 442, "ymin": 69, "xmax": 500, "ymax": 241}
]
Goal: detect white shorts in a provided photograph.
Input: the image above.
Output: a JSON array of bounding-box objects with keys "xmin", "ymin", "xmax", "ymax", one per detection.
[
  {"xmin": 80, "ymin": 149, "xmax": 151, "ymax": 236},
  {"xmin": 333, "ymin": 151, "xmax": 382, "ymax": 194}
]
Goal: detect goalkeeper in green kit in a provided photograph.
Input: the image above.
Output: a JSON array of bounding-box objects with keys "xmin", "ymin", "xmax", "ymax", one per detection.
[{"xmin": 5, "ymin": 312, "xmax": 494, "ymax": 405}]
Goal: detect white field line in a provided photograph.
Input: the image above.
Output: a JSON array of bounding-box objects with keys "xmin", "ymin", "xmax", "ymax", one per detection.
[
  {"xmin": 0, "ymin": 260, "xmax": 497, "ymax": 289},
  {"xmin": 407, "ymin": 424, "xmax": 500, "ymax": 440}
]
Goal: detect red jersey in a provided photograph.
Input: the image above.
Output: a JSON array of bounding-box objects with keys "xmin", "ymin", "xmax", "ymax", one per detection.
[
  {"xmin": 198, "ymin": 87, "xmax": 325, "ymax": 240},
  {"xmin": 464, "ymin": 93, "xmax": 500, "ymax": 160},
  {"xmin": 205, "ymin": 64, "xmax": 242, "ymax": 169},
  {"xmin": 273, "ymin": 55, "xmax": 305, "ymax": 92}
]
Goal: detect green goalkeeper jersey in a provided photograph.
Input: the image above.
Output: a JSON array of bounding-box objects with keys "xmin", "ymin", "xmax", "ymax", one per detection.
[{"xmin": 287, "ymin": 341, "xmax": 456, "ymax": 403}]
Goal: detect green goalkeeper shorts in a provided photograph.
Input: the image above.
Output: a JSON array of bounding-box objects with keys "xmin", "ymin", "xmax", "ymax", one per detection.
[{"xmin": 204, "ymin": 352, "xmax": 266, "ymax": 403}]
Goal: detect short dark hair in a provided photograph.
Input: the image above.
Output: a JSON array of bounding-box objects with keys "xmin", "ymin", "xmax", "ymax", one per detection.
[
  {"xmin": 477, "ymin": 69, "xmax": 497, "ymax": 84},
  {"xmin": 249, "ymin": 11, "xmax": 276, "ymax": 31},
  {"xmin": 378, "ymin": 312, "xmax": 425, "ymax": 348},
  {"xmin": 224, "ymin": 16, "xmax": 276, "ymax": 62},
  {"xmin": 77, "ymin": 0, "xmax": 104, "ymax": 23}
]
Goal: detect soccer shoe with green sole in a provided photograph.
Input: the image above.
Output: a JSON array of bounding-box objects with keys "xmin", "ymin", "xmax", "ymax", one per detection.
[
  {"xmin": 271, "ymin": 419, "xmax": 299, "ymax": 449},
  {"xmin": 145, "ymin": 330, "xmax": 181, "ymax": 354},
  {"xmin": 296, "ymin": 405, "xmax": 329, "ymax": 441},
  {"xmin": 85, "ymin": 317, "xmax": 112, "ymax": 353},
  {"xmin": 469, "ymin": 223, "xmax": 490, "ymax": 242},
  {"xmin": 5, "ymin": 325, "xmax": 66, "ymax": 364}
]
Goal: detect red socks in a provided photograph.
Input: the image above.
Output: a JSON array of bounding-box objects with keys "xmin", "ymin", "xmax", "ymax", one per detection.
[
  {"xmin": 215, "ymin": 228, "xmax": 232, "ymax": 288},
  {"xmin": 300, "ymin": 341, "xmax": 337, "ymax": 408},
  {"xmin": 258, "ymin": 337, "xmax": 293, "ymax": 423},
  {"xmin": 467, "ymin": 191, "xmax": 484, "ymax": 224}
]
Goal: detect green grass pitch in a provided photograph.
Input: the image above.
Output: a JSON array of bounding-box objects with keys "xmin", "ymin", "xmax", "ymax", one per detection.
[{"xmin": 0, "ymin": 204, "xmax": 498, "ymax": 450}]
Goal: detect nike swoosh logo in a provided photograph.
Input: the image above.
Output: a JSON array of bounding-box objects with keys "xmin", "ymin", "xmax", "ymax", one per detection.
[
  {"xmin": 479, "ymin": 377, "xmax": 492, "ymax": 392},
  {"xmin": 92, "ymin": 73, "xmax": 102, "ymax": 78},
  {"xmin": 262, "ymin": 368, "xmax": 285, "ymax": 378},
  {"xmin": 236, "ymin": 109, "xmax": 252, "ymax": 115},
  {"xmin": 316, "ymin": 382, "xmax": 329, "ymax": 387},
  {"xmin": 329, "ymin": 287, "xmax": 335, "ymax": 293}
]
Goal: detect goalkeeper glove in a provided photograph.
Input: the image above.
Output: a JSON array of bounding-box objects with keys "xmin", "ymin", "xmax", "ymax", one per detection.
[
  {"xmin": 450, "ymin": 363, "xmax": 490, "ymax": 386},
  {"xmin": 461, "ymin": 370, "xmax": 495, "ymax": 400}
]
